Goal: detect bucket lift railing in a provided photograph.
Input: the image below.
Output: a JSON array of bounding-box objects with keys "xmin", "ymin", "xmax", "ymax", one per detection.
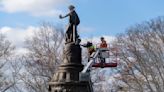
[
  {"xmin": 80, "ymin": 46, "xmax": 119, "ymax": 92},
  {"xmin": 82, "ymin": 49, "xmax": 100, "ymax": 73},
  {"xmin": 80, "ymin": 49, "xmax": 100, "ymax": 92}
]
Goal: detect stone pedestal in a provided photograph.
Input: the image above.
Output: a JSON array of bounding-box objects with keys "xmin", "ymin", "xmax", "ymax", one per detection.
[{"xmin": 49, "ymin": 43, "xmax": 92, "ymax": 92}]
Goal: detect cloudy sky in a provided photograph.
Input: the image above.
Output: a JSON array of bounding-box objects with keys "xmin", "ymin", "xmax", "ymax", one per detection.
[{"xmin": 1, "ymin": 0, "xmax": 164, "ymax": 52}]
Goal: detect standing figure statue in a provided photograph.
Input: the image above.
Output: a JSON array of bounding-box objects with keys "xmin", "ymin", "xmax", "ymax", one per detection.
[{"xmin": 59, "ymin": 5, "xmax": 80, "ymax": 44}]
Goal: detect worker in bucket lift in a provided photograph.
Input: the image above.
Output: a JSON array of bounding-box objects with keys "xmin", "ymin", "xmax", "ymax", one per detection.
[
  {"xmin": 100, "ymin": 37, "xmax": 107, "ymax": 48},
  {"xmin": 99, "ymin": 37, "xmax": 108, "ymax": 66},
  {"xmin": 81, "ymin": 41, "xmax": 95, "ymax": 62}
]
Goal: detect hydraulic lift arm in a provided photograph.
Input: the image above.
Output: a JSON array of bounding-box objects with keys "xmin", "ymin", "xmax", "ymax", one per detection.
[{"xmin": 81, "ymin": 49, "xmax": 100, "ymax": 73}]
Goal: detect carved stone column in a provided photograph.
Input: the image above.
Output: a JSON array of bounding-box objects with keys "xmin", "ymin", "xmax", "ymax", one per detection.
[{"xmin": 49, "ymin": 43, "xmax": 92, "ymax": 92}]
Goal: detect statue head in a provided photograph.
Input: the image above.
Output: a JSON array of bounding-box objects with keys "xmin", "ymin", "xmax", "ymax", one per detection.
[{"xmin": 68, "ymin": 5, "xmax": 75, "ymax": 10}]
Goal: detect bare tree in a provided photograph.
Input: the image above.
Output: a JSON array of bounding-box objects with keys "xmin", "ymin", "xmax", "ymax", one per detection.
[
  {"xmin": 91, "ymin": 69, "xmax": 112, "ymax": 92},
  {"xmin": 0, "ymin": 33, "xmax": 15, "ymax": 92},
  {"xmin": 19, "ymin": 23, "xmax": 64, "ymax": 92},
  {"xmin": 114, "ymin": 17, "xmax": 164, "ymax": 92}
]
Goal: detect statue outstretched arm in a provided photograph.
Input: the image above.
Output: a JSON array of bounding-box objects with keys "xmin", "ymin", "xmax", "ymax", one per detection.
[{"xmin": 59, "ymin": 13, "xmax": 70, "ymax": 19}]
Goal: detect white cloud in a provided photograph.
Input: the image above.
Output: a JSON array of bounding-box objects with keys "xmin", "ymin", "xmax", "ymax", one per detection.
[
  {"xmin": 0, "ymin": 26, "xmax": 116, "ymax": 54},
  {"xmin": 0, "ymin": 26, "xmax": 115, "ymax": 47},
  {"xmin": 80, "ymin": 35, "xmax": 116, "ymax": 50},
  {"xmin": 81, "ymin": 35, "xmax": 116, "ymax": 45},
  {"xmin": 0, "ymin": 26, "xmax": 39, "ymax": 53},
  {"xmin": 0, "ymin": 26, "xmax": 46, "ymax": 55},
  {"xmin": 78, "ymin": 26, "xmax": 115, "ymax": 45},
  {"xmin": 79, "ymin": 25, "xmax": 95, "ymax": 33},
  {"xmin": 0, "ymin": 0, "xmax": 71, "ymax": 16}
]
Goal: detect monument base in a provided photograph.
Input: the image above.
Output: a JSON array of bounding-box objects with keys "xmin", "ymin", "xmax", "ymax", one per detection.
[
  {"xmin": 49, "ymin": 43, "xmax": 92, "ymax": 92},
  {"xmin": 49, "ymin": 81, "xmax": 92, "ymax": 92}
]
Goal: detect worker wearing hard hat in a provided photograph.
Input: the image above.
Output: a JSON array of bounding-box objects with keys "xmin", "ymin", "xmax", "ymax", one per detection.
[
  {"xmin": 100, "ymin": 37, "xmax": 107, "ymax": 48},
  {"xmin": 81, "ymin": 41, "xmax": 95, "ymax": 62}
]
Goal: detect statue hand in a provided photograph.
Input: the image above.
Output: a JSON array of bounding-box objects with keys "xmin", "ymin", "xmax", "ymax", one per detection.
[{"xmin": 59, "ymin": 15, "xmax": 62, "ymax": 19}]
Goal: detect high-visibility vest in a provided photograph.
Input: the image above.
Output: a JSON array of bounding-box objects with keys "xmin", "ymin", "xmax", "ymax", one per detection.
[
  {"xmin": 100, "ymin": 41, "xmax": 107, "ymax": 48},
  {"xmin": 88, "ymin": 46, "xmax": 95, "ymax": 54}
]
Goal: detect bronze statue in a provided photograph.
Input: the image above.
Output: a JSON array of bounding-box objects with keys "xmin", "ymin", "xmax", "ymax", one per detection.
[
  {"xmin": 49, "ymin": 5, "xmax": 92, "ymax": 92},
  {"xmin": 59, "ymin": 5, "xmax": 80, "ymax": 43}
]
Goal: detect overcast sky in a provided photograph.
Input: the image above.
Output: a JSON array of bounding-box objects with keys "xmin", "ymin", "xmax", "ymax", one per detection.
[{"xmin": 0, "ymin": 0, "xmax": 164, "ymax": 51}]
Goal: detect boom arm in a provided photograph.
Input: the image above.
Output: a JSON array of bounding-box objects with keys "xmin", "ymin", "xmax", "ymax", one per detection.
[{"xmin": 82, "ymin": 49, "xmax": 100, "ymax": 73}]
